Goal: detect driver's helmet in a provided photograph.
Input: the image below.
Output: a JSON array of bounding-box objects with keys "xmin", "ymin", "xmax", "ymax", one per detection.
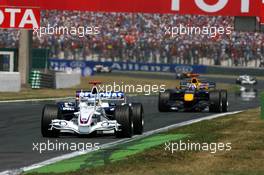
[
  {"xmin": 191, "ymin": 78, "xmax": 198, "ymax": 84},
  {"xmin": 189, "ymin": 83, "xmax": 197, "ymax": 90}
]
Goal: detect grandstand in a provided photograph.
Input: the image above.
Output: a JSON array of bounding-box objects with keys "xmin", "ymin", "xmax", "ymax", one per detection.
[{"xmin": 0, "ymin": 11, "xmax": 264, "ymax": 68}]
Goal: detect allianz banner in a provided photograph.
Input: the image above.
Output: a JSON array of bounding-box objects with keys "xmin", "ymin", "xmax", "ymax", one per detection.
[{"xmin": 49, "ymin": 58, "xmax": 207, "ymax": 76}]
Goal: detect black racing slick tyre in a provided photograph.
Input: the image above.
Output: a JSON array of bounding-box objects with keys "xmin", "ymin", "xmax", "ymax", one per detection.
[
  {"xmin": 131, "ymin": 103, "xmax": 144, "ymax": 135},
  {"xmin": 209, "ymin": 90, "xmax": 222, "ymax": 113},
  {"xmin": 158, "ymin": 90, "xmax": 170, "ymax": 112},
  {"xmin": 115, "ymin": 105, "xmax": 133, "ymax": 138},
  {"xmin": 221, "ymin": 90, "xmax": 228, "ymax": 112},
  {"xmin": 41, "ymin": 104, "xmax": 61, "ymax": 138}
]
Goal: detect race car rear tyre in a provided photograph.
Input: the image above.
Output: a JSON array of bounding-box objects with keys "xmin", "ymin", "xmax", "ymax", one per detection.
[
  {"xmin": 131, "ymin": 103, "xmax": 144, "ymax": 135},
  {"xmin": 209, "ymin": 90, "xmax": 222, "ymax": 113},
  {"xmin": 158, "ymin": 90, "xmax": 170, "ymax": 112},
  {"xmin": 41, "ymin": 104, "xmax": 61, "ymax": 138},
  {"xmin": 221, "ymin": 90, "xmax": 228, "ymax": 112},
  {"xmin": 115, "ymin": 105, "xmax": 133, "ymax": 138}
]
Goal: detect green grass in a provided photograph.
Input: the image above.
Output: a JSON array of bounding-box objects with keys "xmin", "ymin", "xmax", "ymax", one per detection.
[
  {"xmin": 25, "ymin": 134, "xmax": 188, "ymax": 174},
  {"xmin": 24, "ymin": 108, "xmax": 264, "ymax": 175},
  {"xmin": 80, "ymin": 108, "xmax": 264, "ymax": 175}
]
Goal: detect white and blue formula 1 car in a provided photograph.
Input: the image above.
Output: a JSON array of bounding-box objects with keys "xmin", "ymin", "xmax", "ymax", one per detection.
[
  {"xmin": 236, "ymin": 75, "xmax": 257, "ymax": 85},
  {"xmin": 41, "ymin": 83, "xmax": 144, "ymax": 138}
]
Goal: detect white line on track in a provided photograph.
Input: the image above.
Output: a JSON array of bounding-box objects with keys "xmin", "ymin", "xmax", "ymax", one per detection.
[{"xmin": 0, "ymin": 110, "xmax": 242, "ymax": 175}]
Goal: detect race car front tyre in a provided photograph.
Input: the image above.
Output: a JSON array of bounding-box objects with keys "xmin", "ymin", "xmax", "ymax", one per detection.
[
  {"xmin": 131, "ymin": 103, "xmax": 144, "ymax": 135},
  {"xmin": 158, "ymin": 90, "xmax": 170, "ymax": 112},
  {"xmin": 209, "ymin": 90, "xmax": 222, "ymax": 113},
  {"xmin": 115, "ymin": 105, "xmax": 133, "ymax": 138},
  {"xmin": 221, "ymin": 90, "xmax": 228, "ymax": 112},
  {"xmin": 41, "ymin": 104, "xmax": 61, "ymax": 138}
]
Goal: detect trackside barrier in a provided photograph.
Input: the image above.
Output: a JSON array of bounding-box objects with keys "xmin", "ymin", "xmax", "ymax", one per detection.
[
  {"xmin": 55, "ymin": 72, "xmax": 81, "ymax": 89},
  {"xmin": 48, "ymin": 59, "xmax": 206, "ymax": 76},
  {"xmin": 30, "ymin": 70, "xmax": 81, "ymax": 89},
  {"xmin": 29, "ymin": 70, "xmax": 55, "ymax": 89},
  {"xmin": 48, "ymin": 58, "xmax": 264, "ymax": 77},
  {"xmin": 0, "ymin": 72, "xmax": 21, "ymax": 92},
  {"xmin": 261, "ymin": 92, "xmax": 264, "ymax": 120}
]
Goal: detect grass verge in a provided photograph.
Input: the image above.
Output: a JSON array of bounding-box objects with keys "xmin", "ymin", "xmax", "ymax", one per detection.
[
  {"xmin": 25, "ymin": 108, "xmax": 264, "ymax": 175},
  {"xmin": 25, "ymin": 134, "xmax": 188, "ymax": 174},
  {"xmin": 0, "ymin": 74, "xmax": 235, "ymax": 101}
]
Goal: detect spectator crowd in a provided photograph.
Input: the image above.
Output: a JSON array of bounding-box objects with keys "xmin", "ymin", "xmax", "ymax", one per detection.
[{"xmin": 0, "ymin": 11, "xmax": 264, "ymax": 67}]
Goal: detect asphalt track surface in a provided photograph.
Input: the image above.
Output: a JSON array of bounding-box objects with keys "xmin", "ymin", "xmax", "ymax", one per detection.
[{"xmin": 0, "ymin": 75, "xmax": 263, "ymax": 172}]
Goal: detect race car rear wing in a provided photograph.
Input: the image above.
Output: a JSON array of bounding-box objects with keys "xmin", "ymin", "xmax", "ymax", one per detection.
[
  {"xmin": 180, "ymin": 81, "xmax": 216, "ymax": 89},
  {"xmin": 200, "ymin": 81, "xmax": 216, "ymax": 89}
]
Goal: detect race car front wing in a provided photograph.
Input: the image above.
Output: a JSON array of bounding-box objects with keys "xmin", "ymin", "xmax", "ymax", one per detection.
[{"xmin": 49, "ymin": 119, "xmax": 121, "ymax": 135}]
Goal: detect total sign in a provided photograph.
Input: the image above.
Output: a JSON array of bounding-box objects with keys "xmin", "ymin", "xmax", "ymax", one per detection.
[
  {"xmin": 172, "ymin": 0, "xmax": 249, "ymax": 12},
  {"xmin": 171, "ymin": 0, "xmax": 261, "ymax": 16},
  {"xmin": 0, "ymin": 0, "xmax": 262, "ymax": 17},
  {"xmin": 0, "ymin": 7, "xmax": 40, "ymax": 29}
]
